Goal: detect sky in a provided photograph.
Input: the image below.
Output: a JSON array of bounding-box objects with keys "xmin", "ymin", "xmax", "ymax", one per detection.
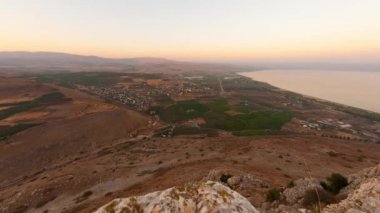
[{"xmin": 1, "ymin": 0, "xmax": 380, "ymax": 63}]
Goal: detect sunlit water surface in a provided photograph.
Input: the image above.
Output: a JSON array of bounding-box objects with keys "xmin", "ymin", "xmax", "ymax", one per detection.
[{"xmin": 239, "ymin": 70, "xmax": 380, "ymax": 113}]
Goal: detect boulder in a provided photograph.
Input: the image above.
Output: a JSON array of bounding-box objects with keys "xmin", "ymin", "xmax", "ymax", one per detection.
[
  {"xmin": 283, "ymin": 178, "xmax": 323, "ymax": 204},
  {"xmin": 95, "ymin": 181, "xmax": 259, "ymax": 213},
  {"xmin": 204, "ymin": 168, "xmax": 269, "ymax": 206}
]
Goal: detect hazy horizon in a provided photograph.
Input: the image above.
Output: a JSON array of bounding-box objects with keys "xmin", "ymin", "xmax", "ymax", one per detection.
[
  {"xmin": 0, "ymin": 51, "xmax": 380, "ymax": 71},
  {"xmin": 1, "ymin": 0, "xmax": 380, "ymax": 64}
]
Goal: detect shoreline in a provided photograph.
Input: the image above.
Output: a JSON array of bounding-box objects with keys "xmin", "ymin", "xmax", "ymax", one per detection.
[{"xmin": 238, "ymin": 70, "xmax": 380, "ymax": 114}]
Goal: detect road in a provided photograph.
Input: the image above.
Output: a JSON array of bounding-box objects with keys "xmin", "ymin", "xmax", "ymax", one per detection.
[{"xmin": 218, "ymin": 76, "xmax": 224, "ymax": 96}]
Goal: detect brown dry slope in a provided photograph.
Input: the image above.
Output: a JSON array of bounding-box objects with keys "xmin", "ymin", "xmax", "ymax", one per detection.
[
  {"xmin": 0, "ymin": 77, "xmax": 152, "ymax": 202},
  {"xmin": 1, "ymin": 133, "xmax": 379, "ymax": 212},
  {"xmin": 0, "ymin": 77, "xmax": 53, "ymax": 104},
  {"xmin": 0, "ymin": 77, "xmax": 379, "ymax": 213}
]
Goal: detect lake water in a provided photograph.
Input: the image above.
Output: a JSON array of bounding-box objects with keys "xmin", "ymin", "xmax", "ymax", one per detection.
[{"xmin": 239, "ymin": 70, "xmax": 380, "ymax": 113}]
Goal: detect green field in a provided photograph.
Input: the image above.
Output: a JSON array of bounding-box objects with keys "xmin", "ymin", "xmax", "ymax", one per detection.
[
  {"xmin": 30, "ymin": 72, "xmax": 163, "ymax": 88},
  {"xmin": 155, "ymin": 95, "xmax": 174, "ymax": 105},
  {"xmin": 172, "ymin": 126, "xmax": 218, "ymax": 136},
  {"xmin": 205, "ymin": 98, "xmax": 230, "ymax": 113},
  {"xmin": 232, "ymin": 129, "xmax": 285, "ymax": 136},
  {"xmin": 156, "ymin": 100, "xmax": 209, "ymax": 122},
  {"xmin": 154, "ymin": 98, "xmax": 293, "ymax": 133},
  {"xmin": 31, "ymin": 72, "xmax": 124, "ymax": 87},
  {"xmin": 214, "ymin": 111, "xmax": 293, "ymax": 131}
]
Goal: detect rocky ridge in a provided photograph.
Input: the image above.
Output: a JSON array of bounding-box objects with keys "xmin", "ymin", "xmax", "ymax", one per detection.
[
  {"xmin": 322, "ymin": 164, "xmax": 380, "ymax": 213},
  {"xmin": 95, "ymin": 181, "xmax": 259, "ymax": 213},
  {"xmin": 95, "ymin": 164, "xmax": 379, "ymax": 213}
]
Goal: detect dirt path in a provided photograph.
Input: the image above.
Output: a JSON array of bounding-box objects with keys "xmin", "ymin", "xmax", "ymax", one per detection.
[{"xmin": 218, "ymin": 76, "xmax": 224, "ymax": 96}]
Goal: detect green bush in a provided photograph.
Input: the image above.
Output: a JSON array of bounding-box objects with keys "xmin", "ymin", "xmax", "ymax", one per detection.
[
  {"xmin": 74, "ymin": 190, "xmax": 93, "ymax": 203},
  {"xmin": 327, "ymin": 151, "xmax": 339, "ymax": 157},
  {"xmin": 321, "ymin": 173, "xmax": 348, "ymax": 194},
  {"xmin": 287, "ymin": 180, "xmax": 295, "ymax": 188},
  {"xmin": 12, "ymin": 204, "xmax": 28, "ymax": 213},
  {"xmin": 220, "ymin": 174, "xmax": 232, "ymax": 184},
  {"xmin": 82, "ymin": 191, "xmax": 93, "ymax": 197},
  {"xmin": 303, "ymin": 188, "xmax": 336, "ymax": 206},
  {"xmin": 266, "ymin": 188, "xmax": 281, "ymax": 202}
]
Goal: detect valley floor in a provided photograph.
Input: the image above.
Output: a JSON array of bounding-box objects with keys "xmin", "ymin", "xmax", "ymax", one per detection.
[{"xmin": 0, "ymin": 73, "xmax": 379, "ymax": 212}]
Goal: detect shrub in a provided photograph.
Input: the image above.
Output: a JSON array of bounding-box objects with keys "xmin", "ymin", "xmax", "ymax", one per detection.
[
  {"xmin": 287, "ymin": 180, "xmax": 295, "ymax": 188},
  {"xmin": 35, "ymin": 195, "xmax": 57, "ymax": 208},
  {"xmin": 327, "ymin": 151, "xmax": 339, "ymax": 157},
  {"xmin": 321, "ymin": 173, "xmax": 348, "ymax": 194},
  {"xmin": 74, "ymin": 190, "xmax": 93, "ymax": 203},
  {"xmin": 12, "ymin": 204, "xmax": 28, "ymax": 213},
  {"xmin": 104, "ymin": 192, "xmax": 113, "ymax": 197},
  {"xmin": 303, "ymin": 188, "xmax": 336, "ymax": 206},
  {"xmin": 220, "ymin": 174, "xmax": 232, "ymax": 184},
  {"xmin": 320, "ymin": 181, "xmax": 329, "ymax": 190},
  {"xmin": 82, "ymin": 191, "xmax": 93, "ymax": 197},
  {"xmin": 266, "ymin": 188, "xmax": 281, "ymax": 202}
]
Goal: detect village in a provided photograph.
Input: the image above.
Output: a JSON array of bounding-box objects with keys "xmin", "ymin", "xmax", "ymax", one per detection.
[{"xmin": 84, "ymin": 75, "xmax": 217, "ymax": 111}]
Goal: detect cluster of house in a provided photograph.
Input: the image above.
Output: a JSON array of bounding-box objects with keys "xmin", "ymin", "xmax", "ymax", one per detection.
[
  {"xmin": 161, "ymin": 81, "xmax": 214, "ymax": 97},
  {"xmin": 318, "ymin": 118, "xmax": 353, "ymax": 130},
  {"xmin": 89, "ymin": 84, "xmax": 163, "ymax": 111},
  {"xmin": 300, "ymin": 118, "xmax": 353, "ymax": 132},
  {"xmin": 85, "ymin": 76, "xmax": 216, "ymax": 112}
]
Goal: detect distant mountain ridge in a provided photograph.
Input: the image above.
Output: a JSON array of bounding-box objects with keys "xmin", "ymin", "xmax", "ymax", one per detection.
[
  {"xmin": 0, "ymin": 51, "xmax": 171, "ymax": 67},
  {"xmin": 0, "ymin": 51, "xmax": 241, "ymax": 73},
  {"xmin": 1, "ymin": 51, "xmax": 379, "ymax": 72}
]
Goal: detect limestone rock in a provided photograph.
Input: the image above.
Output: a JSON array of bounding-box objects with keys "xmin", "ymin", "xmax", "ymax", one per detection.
[
  {"xmin": 322, "ymin": 164, "xmax": 380, "ymax": 213},
  {"xmin": 95, "ymin": 181, "xmax": 259, "ymax": 213},
  {"xmin": 283, "ymin": 178, "xmax": 323, "ymax": 204},
  {"xmin": 340, "ymin": 163, "xmax": 380, "ymax": 196},
  {"xmin": 204, "ymin": 168, "xmax": 269, "ymax": 206}
]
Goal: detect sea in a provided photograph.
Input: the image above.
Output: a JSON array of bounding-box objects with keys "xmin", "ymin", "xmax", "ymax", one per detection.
[{"xmin": 239, "ymin": 70, "xmax": 380, "ymax": 113}]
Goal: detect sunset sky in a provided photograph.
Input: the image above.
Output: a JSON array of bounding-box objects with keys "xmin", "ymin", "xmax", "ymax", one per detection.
[{"xmin": 1, "ymin": 0, "xmax": 380, "ymax": 62}]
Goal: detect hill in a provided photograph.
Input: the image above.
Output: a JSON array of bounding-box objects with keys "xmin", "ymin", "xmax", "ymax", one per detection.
[
  {"xmin": 0, "ymin": 51, "xmax": 242, "ymax": 73},
  {"xmin": 0, "ymin": 70, "xmax": 379, "ymax": 212}
]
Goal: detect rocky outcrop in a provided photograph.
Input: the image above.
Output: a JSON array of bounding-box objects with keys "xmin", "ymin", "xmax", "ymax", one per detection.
[
  {"xmin": 340, "ymin": 163, "xmax": 380, "ymax": 196},
  {"xmin": 283, "ymin": 178, "xmax": 323, "ymax": 205},
  {"xmin": 95, "ymin": 165, "xmax": 380, "ymax": 213},
  {"xmin": 322, "ymin": 164, "xmax": 380, "ymax": 213},
  {"xmin": 95, "ymin": 181, "xmax": 259, "ymax": 213},
  {"xmin": 323, "ymin": 178, "xmax": 380, "ymax": 213},
  {"xmin": 262, "ymin": 164, "xmax": 380, "ymax": 213},
  {"xmin": 204, "ymin": 168, "xmax": 269, "ymax": 206}
]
